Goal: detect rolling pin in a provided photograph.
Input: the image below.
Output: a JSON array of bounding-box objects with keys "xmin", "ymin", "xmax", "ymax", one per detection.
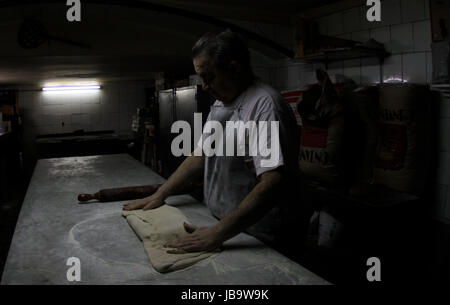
[{"xmin": 78, "ymin": 184, "xmax": 163, "ymax": 203}]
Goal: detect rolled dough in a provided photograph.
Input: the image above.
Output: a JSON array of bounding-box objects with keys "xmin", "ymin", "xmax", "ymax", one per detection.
[{"xmin": 122, "ymin": 205, "xmax": 219, "ymax": 273}]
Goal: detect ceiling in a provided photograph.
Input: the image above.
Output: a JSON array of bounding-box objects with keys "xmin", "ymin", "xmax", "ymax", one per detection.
[{"xmin": 0, "ymin": 0, "xmax": 345, "ymax": 87}]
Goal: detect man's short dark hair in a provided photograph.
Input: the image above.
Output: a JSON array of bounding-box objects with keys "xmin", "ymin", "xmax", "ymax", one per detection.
[{"xmin": 192, "ymin": 29, "xmax": 251, "ymax": 72}]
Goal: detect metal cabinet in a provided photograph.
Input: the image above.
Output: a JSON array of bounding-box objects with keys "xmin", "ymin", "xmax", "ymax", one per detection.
[{"xmin": 158, "ymin": 85, "xmax": 213, "ymax": 178}]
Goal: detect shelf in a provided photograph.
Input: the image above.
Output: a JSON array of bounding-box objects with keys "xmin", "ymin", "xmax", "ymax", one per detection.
[{"xmin": 292, "ymin": 45, "xmax": 391, "ymax": 68}]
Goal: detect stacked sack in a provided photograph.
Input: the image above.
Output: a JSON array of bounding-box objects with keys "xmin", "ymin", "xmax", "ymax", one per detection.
[
  {"xmin": 374, "ymin": 84, "xmax": 430, "ymax": 195},
  {"xmin": 300, "ymin": 76, "xmax": 431, "ymax": 250},
  {"xmin": 297, "ymin": 74, "xmax": 430, "ymax": 196},
  {"xmin": 297, "ymin": 69, "xmax": 346, "ymax": 186},
  {"xmin": 343, "ymin": 86, "xmax": 380, "ymax": 196}
]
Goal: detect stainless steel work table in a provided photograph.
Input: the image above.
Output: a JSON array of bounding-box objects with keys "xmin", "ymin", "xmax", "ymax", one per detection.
[{"xmin": 1, "ymin": 154, "xmax": 329, "ymax": 285}]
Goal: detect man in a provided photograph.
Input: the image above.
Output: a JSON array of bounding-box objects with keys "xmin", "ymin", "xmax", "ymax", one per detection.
[{"xmin": 123, "ymin": 29, "xmax": 310, "ymax": 258}]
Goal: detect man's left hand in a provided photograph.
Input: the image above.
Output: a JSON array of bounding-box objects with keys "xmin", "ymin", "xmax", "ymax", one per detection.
[{"xmin": 164, "ymin": 222, "xmax": 223, "ymax": 253}]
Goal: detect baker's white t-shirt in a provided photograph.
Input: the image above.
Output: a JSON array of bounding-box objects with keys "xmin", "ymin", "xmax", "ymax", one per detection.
[{"xmin": 198, "ymin": 80, "xmax": 305, "ymax": 245}]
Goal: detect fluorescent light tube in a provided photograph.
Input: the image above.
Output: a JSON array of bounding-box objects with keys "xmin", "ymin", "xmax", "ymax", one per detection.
[{"xmin": 42, "ymin": 85, "xmax": 101, "ymax": 91}]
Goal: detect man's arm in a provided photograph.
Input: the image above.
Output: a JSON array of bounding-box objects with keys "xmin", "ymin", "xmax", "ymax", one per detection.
[
  {"xmin": 215, "ymin": 170, "xmax": 283, "ymax": 240},
  {"xmin": 123, "ymin": 146, "xmax": 204, "ymax": 211},
  {"xmin": 157, "ymin": 146, "xmax": 205, "ymax": 198},
  {"xmin": 165, "ymin": 169, "xmax": 283, "ymax": 252}
]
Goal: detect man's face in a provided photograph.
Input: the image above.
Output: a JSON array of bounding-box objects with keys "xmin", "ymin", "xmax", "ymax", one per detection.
[{"xmin": 193, "ymin": 54, "xmax": 238, "ymax": 103}]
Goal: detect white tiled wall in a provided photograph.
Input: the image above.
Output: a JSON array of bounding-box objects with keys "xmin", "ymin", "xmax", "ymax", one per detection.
[
  {"xmin": 270, "ymin": 0, "xmax": 433, "ymax": 92},
  {"xmin": 246, "ymin": 0, "xmax": 449, "ymax": 223},
  {"xmin": 251, "ymin": 50, "xmax": 275, "ymax": 85},
  {"xmin": 220, "ymin": 18, "xmax": 291, "ymax": 85},
  {"xmin": 18, "ymin": 80, "xmax": 148, "ymax": 138}
]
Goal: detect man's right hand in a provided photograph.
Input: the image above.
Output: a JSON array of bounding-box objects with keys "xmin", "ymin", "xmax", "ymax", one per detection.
[
  {"xmin": 123, "ymin": 150, "xmax": 204, "ymax": 211},
  {"xmin": 122, "ymin": 192, "xmax": 166, "ymax": 211}
]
